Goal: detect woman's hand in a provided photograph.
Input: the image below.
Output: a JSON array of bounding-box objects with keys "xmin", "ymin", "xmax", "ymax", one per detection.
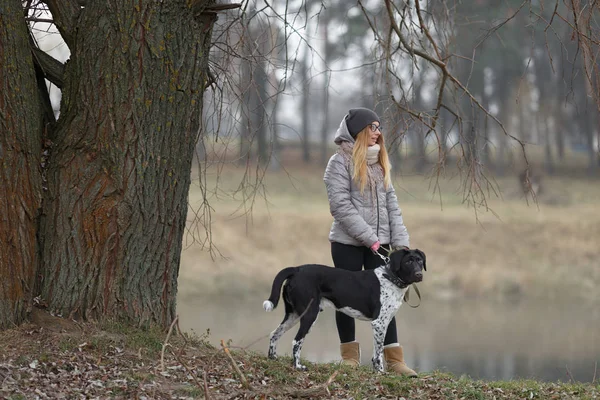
[{"xmin": 370, "ymin": 241, "xmax": 381, "ymax": 252}]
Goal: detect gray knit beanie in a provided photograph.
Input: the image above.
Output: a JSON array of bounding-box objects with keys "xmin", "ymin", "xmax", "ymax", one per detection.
[{"xmin": 345, "ymin": 108, "xmax": 380, "ymax": 138}]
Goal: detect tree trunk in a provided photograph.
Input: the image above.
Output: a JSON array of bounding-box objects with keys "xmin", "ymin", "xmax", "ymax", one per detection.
[
  {"xmin": 439, "ymin": 107, "xmax": 450, "ymax": 164},
  {"xmin": 255, "ymin": 62, "xmax": 268, "ymax": 165},
  {"xmin": 542, "ymin": 114, "xmax": 555, "ymax": 175},
  {"xmin": 0, "ymin": 0, "xmax": 44, "ymax": 329},
  {"xmin": 269, "ymin": 95, "xmax": 281, "ymax": 171},
  {"xmin": 464, "ymin": 118, "xmax": 481, "ymax": 179},
  {"xmin": 555, "ymin": 54, "xmax": 569, "ymax": 162},
  {"xmin": 412, "ymin": 71, "xmax": 426, "ymax": 173},
  {"xmin": 480, "ymin": 69, "xmax": 491, "ymax": 168},
  {"xmin": 38, "ymin": 2, "xmax": 215, "ymax": 327},
  {"xmin": 320, "ymin": 19, "xmax": 331, "ymax": 166},
  {"xmin": 267, "ymin": 24, "xmax": 281, "ymax": 172},
  {"xmin": 585, "ymin": 109, "xmax": 598, "ymax": 174},
  {"xmin": 300, "ymin": 44, "xmax": 310, "ymax": 163},
  {"xmin": 495, "ymin": 77, "xmax": 511, "ymax": 176},
  {"xmin": 239, "ymin": 38, "xmax": 253, "ymax": 163}
]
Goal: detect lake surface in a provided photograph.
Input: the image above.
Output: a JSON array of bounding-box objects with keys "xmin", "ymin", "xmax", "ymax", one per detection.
[{"xmin": 177, "ymin": 294, "xmax": 599, "ymax": 383}]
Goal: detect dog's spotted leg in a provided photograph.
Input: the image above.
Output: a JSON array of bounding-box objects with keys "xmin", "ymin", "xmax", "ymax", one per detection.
[
  {"xmin": 268, "ymin": 313, "xmax": 299, "ymax": 359},
  {"xmin": 291, "ymin": 304, "xmax": 319, "ymax": 370},
  {"xmin": 292, "ymin": 339, "xmax": 306, "ymax": 370},
  {"xmin": 371, "ymin": 318, "xmax": 387, "ymax": 372}
]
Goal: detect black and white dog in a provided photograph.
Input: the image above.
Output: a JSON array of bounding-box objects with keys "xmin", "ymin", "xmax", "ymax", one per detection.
[{"xmin": 262, "ymin": 248, "xmax": 426, "ymax": 371}]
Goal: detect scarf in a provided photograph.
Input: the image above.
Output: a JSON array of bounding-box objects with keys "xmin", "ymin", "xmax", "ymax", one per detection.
[
  {"xmin": 338, "ymin": 141, "xmax": 384, "ymax": 202},
  {"xmin": 367, "ymin": 144, "xmax": 381, "ymax": 166}
]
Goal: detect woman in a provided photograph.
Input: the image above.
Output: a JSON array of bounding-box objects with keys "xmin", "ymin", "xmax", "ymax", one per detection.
[{"xmin": 323, "ymin": 107, "xmax": 416, "ymax": 377}]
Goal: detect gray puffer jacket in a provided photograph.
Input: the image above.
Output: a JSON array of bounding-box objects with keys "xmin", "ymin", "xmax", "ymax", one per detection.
[{"xmin": 323, "ymin": 119, "xmax": 409, "ymax": 249}]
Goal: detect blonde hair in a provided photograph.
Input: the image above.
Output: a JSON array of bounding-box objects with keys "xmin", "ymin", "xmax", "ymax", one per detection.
[{"xmin": 351, "ymin": 126, "xmax": 392, "ymax": 193}]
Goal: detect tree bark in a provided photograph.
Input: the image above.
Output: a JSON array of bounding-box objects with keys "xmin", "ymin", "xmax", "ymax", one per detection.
[
  {"xmin": 38, "ymin": 1, "xmax": 215, "ymax": 327},
  {"xmin": 0, "ymin": 0, "xmax": 44, "ymax": 329}
]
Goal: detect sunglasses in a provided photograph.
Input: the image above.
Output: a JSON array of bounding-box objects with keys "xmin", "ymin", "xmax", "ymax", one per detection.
[{"xmin": 369, "ymin": 123, "xmax": 382, "ymax": 133}]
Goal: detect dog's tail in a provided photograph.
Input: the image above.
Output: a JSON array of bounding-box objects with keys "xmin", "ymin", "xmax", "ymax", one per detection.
[{"xmin": 263, "ymin": 267, "xmax": 297, "ymax": 312}]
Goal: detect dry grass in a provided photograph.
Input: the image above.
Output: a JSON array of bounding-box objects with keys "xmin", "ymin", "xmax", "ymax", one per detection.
[{"xmin": 178, "ymin": 158, "xmax": 600, "ymax": 304}]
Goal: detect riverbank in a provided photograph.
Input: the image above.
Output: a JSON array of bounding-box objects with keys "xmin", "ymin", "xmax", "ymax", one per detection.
[
  {"xmin": 176, "ymin": 293, "xmax": 600, "ymax": 384},
  {"xmin": 0, "ymin": 314, "xmax": 600, "ymax": 400},
  {"xmin": 1, "ymin": 312, "xmax": 598, "ymax": 399}
]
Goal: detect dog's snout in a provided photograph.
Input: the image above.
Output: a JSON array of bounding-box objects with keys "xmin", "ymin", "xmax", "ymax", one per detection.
[{"xmin": 414, "ymin": 271, "xmax": 423, "ymax": 281}]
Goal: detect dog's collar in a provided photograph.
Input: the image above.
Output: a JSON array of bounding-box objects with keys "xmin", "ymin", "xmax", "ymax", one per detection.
[{"xmin": 382, "ymin": 266, "xmax": 408, "ymax": 289}]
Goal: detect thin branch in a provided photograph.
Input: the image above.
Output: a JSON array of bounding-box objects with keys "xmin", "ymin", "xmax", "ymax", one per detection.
[
  {"xmin": 41, "ymin": 0, "xmax": 80, "ymax": 50},
  {"xmin": 384, "ymin": 0, "xmax": 446, "ymax": 68},
  {"xmin": 286, "ymin": 370, "xmax": 338, "ymax": 398},
  {"xmin": 203, "ymin": 371, "xmax": 211, "ymax": 400},
  {"xmin": 31, "ymin": 48, "xmax": 65, "ymax": 89},
  {"xmin": 25, "ymin": 17, "xmax": 54, "ymax": 23},
  {"xmin": 160, "ymin": 315, "xmax": 179, "ymax": 372},
  {"xmin": 414, "ymin": 0, "xmax": 442, "ymax": 60},
  {"xmin": 193, "ymin": 2, "xmax": 242, "ymax": 16},
  {"xmin": 220, "ymin": 339, "xmax": 251, "ymax": 390},
  {"xmin": 167, "ymin": 346, "xmax": 207, "ymax": 396},
  {"xmin": 565, "ymin": 364, "xmax": 575, "ymax": 383}
]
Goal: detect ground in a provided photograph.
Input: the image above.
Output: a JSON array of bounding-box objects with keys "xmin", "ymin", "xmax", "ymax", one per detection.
[{"xmin": 1, "ymin": 309, "xmax": 598, "ymax": 399}]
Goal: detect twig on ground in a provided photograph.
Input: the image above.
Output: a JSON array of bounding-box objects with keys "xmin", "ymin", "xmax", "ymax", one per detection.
[
  {"xmin": 175, "ymin": 317, "xmax": 189, "ymax": 358},
  {"xmin": 565, "ymin": 364, "xmax": 575, "ymax": 383},
  {"xmin": 161, "ymin": 315, "xmax": 179, "ymax": 371},
  {"xmin": 287, "ymin": 370, "xmax": 339, "ymax": 398},
  {"xmin": 593, "ymin": 361, "xmax": 597, "ymax": 384},
  {"xmin": 203, "ymin": 370, "xmax": 211, "ymax": 400},
  {"xmin": 167, "ymin": 346, "xmax": 206, "ymax": 396},
  {"xmin": 221, "ymin": 339, "xmax": 252, "ymax": 390}
]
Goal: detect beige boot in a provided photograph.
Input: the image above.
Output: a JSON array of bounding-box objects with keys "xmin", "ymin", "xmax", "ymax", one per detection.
[
  {"xmin": 340, "ymin": 342, "xmax": 360, "ymax": 367},
  {"xmin": 384, "ymin": 345, "xmax": 417, "ymax": 377}
]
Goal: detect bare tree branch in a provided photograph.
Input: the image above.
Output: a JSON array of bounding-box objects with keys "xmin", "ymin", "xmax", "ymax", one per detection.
[
  {"xmin": 40, "ymin": 0, "xmax": 80, "ymax": 50},
  {"xmin": 31, "ymin": 47, "xmax": 65, "ymax": 88}
]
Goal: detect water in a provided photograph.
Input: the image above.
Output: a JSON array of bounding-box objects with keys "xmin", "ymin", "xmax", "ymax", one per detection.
[{"xmin": 177, "ymin": 294, "xmax": 600, "ymax": 382}]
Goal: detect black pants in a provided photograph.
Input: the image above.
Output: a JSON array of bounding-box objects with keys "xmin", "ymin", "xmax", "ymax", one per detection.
[{"xmin": 331, "ymin": 241, "xmax": 398, "ymax": 346}]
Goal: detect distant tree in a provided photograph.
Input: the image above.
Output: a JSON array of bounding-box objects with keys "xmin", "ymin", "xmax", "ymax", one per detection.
[
  {"xmin": 318, "ymin": 2, "xmax": 372, "ymax": 165},
  {"xmin": 236, "ymin": 9, "xmax": 286, "ymax": 167},
  {"xmin": 300, "ymin": 42, "xmax": 311, "ymax": 163}
]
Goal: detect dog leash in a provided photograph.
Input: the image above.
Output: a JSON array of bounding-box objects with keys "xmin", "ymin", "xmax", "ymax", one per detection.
[
  {"xmin": 404, "ymin": 285, "xmax": 421, "ymax": 308},
  {"xmin": 373, "ymin": 247, "xmax": 421, "ymax": 308},
  {"xmin": 373, "ymin": 248, "xmax": 390, "ymax": 265}
]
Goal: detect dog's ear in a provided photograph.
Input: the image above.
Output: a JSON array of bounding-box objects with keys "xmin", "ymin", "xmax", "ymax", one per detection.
[
  {"xmin": 390, "ymin": 247, "xmax": 409, "ymax": 264},
  {"xmin": 392, "ymin": 247, "xmax": 409, "ymax": 256},
  {"xmin": 415, "ymin": 249, "xmax": 426, "ymax": 271}
]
